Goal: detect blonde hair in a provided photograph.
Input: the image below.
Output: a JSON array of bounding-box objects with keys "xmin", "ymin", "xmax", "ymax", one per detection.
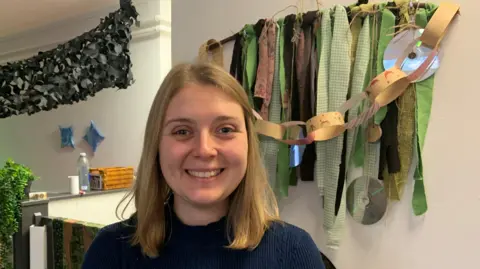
[{"xmin": 117, "ymin": 62, "xmax": 280, "ymax": 257}]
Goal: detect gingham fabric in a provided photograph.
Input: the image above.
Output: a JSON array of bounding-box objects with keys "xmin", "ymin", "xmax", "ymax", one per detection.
[
  {"xmin": 323, "ymin": 5, "xmax": 351, "ymax": 247},
  {"xmin": 314, "ymin": 8, "xmax": 331, "ymax": 200}
]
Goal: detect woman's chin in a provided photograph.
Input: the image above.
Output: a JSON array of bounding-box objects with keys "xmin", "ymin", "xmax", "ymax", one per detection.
[{"xmin": 185, "ymin": 192, "xmax": 225, "ymax": 206}]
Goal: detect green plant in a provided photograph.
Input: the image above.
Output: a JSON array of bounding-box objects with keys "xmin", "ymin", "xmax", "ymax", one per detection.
[{"xmin": 0, "ymin": 159, "xmax": 38, "ymax": 269}]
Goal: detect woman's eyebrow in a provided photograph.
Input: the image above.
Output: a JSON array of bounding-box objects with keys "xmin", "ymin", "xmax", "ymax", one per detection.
[
  {"xmin": 164, "ymin": 118, "xmax": 194, "ymax": 127},
  {"xmin": 213, "ymin": 115, "xmax": 241, "ymax": 123},
  {"xmin": 164, "ymin": 115, "xmax": 242, "ymax": 126}
]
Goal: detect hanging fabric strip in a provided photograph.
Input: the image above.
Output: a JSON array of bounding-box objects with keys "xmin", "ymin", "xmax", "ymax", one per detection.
[
  {"xmin": 315, "ymin": 14, "xmax": 322, "ymax": 65},
  {"xmin": 374, "ymin": 4, "xmax": 395, "ymax": 126},
  {"xmin": 229, "ymin": 33, "xmax": 243, "ymax": 83},
  {"xmin": 349, "ymin": 12, "xmax": 363, "ymax": 64},
  {"xmin": 254, "ymin": 23, "xmax": 269, "ymax": 113},
  {"xmin": 311, "ymin": 16, "xmax": 320, "ymax": 117},
  {"xmin": 412, "ymin": 3, "xmax": 438, "ymax": 216},
  {"xmin": 352, "ymin": 6, "xmax": 377, "ymax": 167},
  {"xmin": 365, "ymin": 4, "xmax": 384, "ymax": 189},
  {"xmin": 315, "ymin": 8, "xmax": 331, "ymax": 200},
  {"xmin": 276, "ymin": 18, "xmax": 291, "ymax": 198},
  {"xmin": 375, "ymin": 8, "xmax": 400, "ymax": 180},
  {"xmin": 289, "ymin": 17, "xmax": 302, "ymax": 187},
  {"xmin": 384, "ymin": 4, "xmax": 416, "ymax": 201},
  {"xmin": 353, "ymin": 5, "xmax": 393, "ymax": 193},
  {"xmin": 324, "ymin": 5, "xmax": 351, "ymax": 248},
  {"xmin": 303, "ymin": 16, "xmax": 320, "ymax": 184},
  {"xmin": 298, "ymin": 12, "xmax": 317, "ymax": 182},
  {"xmin": 283, "ymin": 15, "xmax": 296, "ymax": 116},
  {"xmin": 283, "ymin": 15, "xmax": 298, "ymax": 189},
  {"xmin": 337, "ymin": 7, "xmax": 363, "ymax": 219},
  {"xmin": 260, "ymin": 22, "xmax": 281, "ymax": 189},
  {"xmin": 243, "ymin": 24, "xmax": 259, "ymax": 107},
  {"xmin": 264, "ymin": 22, "xmax": 277, "ymax": 120},
  {"xmin": 378, "ymin": 100, "xmax": 401, "ymax": 179},
  {"xmin": 293, "ymin": 26, "xmax": 306, "ymax": 178},
  {"xmin": 346, "ymin": 14, "xmax": 371, "ymax": 184}
]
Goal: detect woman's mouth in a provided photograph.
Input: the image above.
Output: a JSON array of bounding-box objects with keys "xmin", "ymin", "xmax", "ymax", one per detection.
[{"xmin": 186, "ymin": 169, "xmax": 224, "ymax": 179}]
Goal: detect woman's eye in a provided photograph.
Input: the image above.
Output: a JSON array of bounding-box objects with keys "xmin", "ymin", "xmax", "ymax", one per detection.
[
  {"xmin": 218, "ymin": 127, "xmax": 234, "ymax": 134},
  {"xmin": 173, "ymin": 129, "xmax": 190, "ymax": 136}
]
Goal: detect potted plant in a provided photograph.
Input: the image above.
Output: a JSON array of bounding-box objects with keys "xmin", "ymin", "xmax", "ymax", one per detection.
[{"xmin": 0, "ymin": 159, "xmax": 38, "ymax": 269}]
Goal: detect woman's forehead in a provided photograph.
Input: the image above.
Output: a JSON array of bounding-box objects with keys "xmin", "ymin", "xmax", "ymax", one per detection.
[{"xmin": 164, "ymin": 85, "xmax": 245, "ymax": 123}]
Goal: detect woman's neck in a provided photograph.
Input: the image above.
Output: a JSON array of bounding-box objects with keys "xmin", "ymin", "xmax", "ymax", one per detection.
[{"xmin": 172, "ymin": 195, "xmax": 228, "ymax": 226}]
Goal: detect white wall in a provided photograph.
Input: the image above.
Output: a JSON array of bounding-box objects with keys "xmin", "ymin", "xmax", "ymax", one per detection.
[
  {"xmin": 0, "ymin": 0, "xmax": 172, "ymax": 193},
  {"xmin": 172, "ymin": 1, "xmax": 479, "ymax": 269}
]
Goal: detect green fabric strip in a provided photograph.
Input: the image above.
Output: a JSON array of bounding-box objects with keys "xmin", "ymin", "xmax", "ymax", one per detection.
[
  {"xmin": 374, "ymin": 7, "xmax": 396, "ymax": 125},
  {"xmin": 276, "ymin": 19, "xmax": 290, "ymax": 198},
  {"xmin": 353, "ymin": 7, "xmax": 395, "ymax": 168},
  {"xmin": 412, "ymin": 4, "xmax": 437, "ymax": 216},
  {"xmin": 324, "ymin": 5, "xmax": 351, "ymax": 248},
  {"xmin": 359, "ymin": 9, "xmax": 388, "ymax": 194},
  {"xmin": 384, "ymin": 6, "xmax": 415, "ymax": 201},
  {"xmin": 346, "ymin": 16, "xmax": 371, "ymax": 181},
  {"xmin": 316, "ymin": 14, "xmax": 322, "ymax": 64},
  {"xmin": 314, "ymin": 8, "xmax": 332, "ymax": 199},
  {"xmin": 349, "ymin": 15, "xmax": 363, "ymax": 67},
  {"xmin": 243, "ymin": 24, "xmax": 258, "ymax": 107}
]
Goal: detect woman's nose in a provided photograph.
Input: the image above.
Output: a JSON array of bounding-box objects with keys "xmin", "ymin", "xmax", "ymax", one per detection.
[{"xmin": 193, "ymin": 131, "xmax": 218, "ymax": 158}]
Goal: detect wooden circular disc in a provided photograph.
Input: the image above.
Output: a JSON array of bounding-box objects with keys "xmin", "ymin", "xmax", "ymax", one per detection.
[{"xmin": 368, "ymin": 124, "xmax": 382, "ymax": 142}]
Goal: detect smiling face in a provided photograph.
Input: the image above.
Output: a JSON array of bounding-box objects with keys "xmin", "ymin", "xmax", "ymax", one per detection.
[{"xmin": 159, "ymin": 83, "xmax": 248, "ymax": 210}]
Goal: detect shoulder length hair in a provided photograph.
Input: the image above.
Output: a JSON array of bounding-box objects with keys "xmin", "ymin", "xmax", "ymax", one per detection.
[{"xmin": 117, "ymin": 62, "xmax": 280, "ymax": 257}]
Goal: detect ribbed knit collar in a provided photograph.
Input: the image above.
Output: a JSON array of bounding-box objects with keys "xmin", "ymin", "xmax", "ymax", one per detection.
[{"xmin": 164, "ymin": 197, "xmax": 230, "ymax": 248}]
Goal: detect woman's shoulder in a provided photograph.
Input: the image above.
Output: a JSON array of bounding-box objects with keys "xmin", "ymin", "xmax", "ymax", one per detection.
[
  {"xmin": 82, "ymin": 217, "xmax": 137, "ymax": 269},
  {"xmin": 92, "ymin": 215, "xmax": 137, "ymax": 245},
  {"xmin": 263, "ymin": 220, "xmax": 325, "ymax": 268},
  {"xmin": 98, "ymin": 216, "xmax": 136, "ymax": 238},
  {"xmin": 265, "ymin": 220, "xmax": 314, "ymax": 244}
]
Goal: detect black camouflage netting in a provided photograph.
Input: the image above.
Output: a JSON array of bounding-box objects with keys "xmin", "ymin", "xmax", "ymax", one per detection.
[{"xmin": 0, "ymin": 1, "xmax": 138, "ymax": 118}]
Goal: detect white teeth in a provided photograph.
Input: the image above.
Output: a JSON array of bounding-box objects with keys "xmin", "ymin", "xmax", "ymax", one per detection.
[{"xmin": 187, "ymin": 169, "xmax": 222, "ymax": 178}]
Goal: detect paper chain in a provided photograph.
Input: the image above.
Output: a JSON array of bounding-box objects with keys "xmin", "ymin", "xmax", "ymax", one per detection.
[{"xmin": 253, "ymin": 2, "xmax": 459, "ymax": 145}]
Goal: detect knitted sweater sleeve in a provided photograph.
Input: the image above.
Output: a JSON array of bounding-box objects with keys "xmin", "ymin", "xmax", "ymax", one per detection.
[
  {"xmin": 286, "ymin": 227, "xmax": 326, "ymax": 269},
  {"xmin": 82, "ymin": 226, "xmax": 122, "ymax": 269}
]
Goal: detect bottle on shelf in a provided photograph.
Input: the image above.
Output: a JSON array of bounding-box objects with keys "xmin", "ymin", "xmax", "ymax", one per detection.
[{"xmin": 77, "ymin": 152, "xmax": 90, "ymax": 192}]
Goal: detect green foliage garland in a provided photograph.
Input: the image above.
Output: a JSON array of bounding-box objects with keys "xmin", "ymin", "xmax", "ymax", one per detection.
[
  {"xmin": 0, "ymin": 3, "xmax": 138, "ymax": 119},
  {"xmin": 0, "ymin": 159, "xmax": 38, "ymax": 269}
]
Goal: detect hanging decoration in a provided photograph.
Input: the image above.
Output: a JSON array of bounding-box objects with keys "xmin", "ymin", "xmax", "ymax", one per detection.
[
  {"xmin": 0, "ymin": 1, "xmax": 138, "ymax": 119},
  {"xmin": 83, "ymin": 120, "xmax": 105, "ymax": 153},
  {"xmin": 198, "ymin": 0, "xmax": 460, "ymax": 251},
  {"xmin": 198, "ymin": 39, "xmax": 225, "ymax": 67},
  {"xmin": 59, "ymin": 125, "xmax": 75, "ymax": 148}
]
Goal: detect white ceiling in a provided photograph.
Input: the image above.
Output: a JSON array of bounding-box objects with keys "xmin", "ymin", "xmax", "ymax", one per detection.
[{"xmin": 0, "ymin": 0, "xmax": 118, "ymax": 37}]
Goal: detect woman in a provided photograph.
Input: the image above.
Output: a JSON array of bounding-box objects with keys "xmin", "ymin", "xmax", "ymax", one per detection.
[{"xmin": 82, "ymin": 62, "xmax": 325, "ymax": 269}]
